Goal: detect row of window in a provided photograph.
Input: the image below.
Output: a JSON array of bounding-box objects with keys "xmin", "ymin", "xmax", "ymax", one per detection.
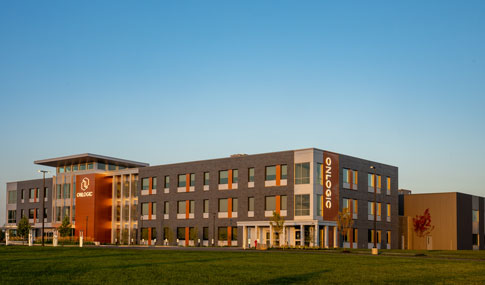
[
  {"xmin": 340, "ymin": 229, "xmax": 392, "ymax": 245},
  {"xmin": 8, "ymin": 208, "xmax": 48, "ymax": 223},
  {"xmin": 11, "ymin": 188, "xmax": 49, "ymax": 203},
  {"xmin": 57, "ymin": 162, "xmax": 129, "ymax": 173}
]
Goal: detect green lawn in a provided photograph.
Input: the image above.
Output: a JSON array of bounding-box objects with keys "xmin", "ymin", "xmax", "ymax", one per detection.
[{"xmin": 1, "ymin": 246, "xmax": 484, "ymax": 284}]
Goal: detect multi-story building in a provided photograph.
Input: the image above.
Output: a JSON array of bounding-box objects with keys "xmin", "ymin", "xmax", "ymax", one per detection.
[
  {"xmin": 5, "ymin": 148, "xmax": 399, "ymax": 249},
  {"xmin": 399, "ymin": 191, "xmax": 484, "ymax": 250}
]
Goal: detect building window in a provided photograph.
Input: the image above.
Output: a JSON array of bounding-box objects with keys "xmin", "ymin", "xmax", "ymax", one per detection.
[
  {"xmin": 177, "ymin": 227, "xmax": 185, "ymax": 240},
  {"xmin": 44, "ymin": 187, "xmax": 49, "ymax": 198},
  {"xmin": 177, "ymin": 201, "xmax": 186, "ymax": 214},
  {"xmin": 232, "ymin": 198, "xmax": 238, "ymax": 212},
  {"xmin": 248, "ymin": 168, "xmax": 255, "ymax": 182},
  {"xmin": 204, "ymin": 172, "xmax": 210, "ymax": 185},
  {"xmin": 20, "ymin": 209, "xmax": 25, "ymax": 218},
  {"xmin": 29, "ymin": 209, "xmax": 35, "ymax": 219},
  {"xmin": 387, "ymin": 177, "xmax": 391, "ymax": 191},
  {"xmin": 295, "ymin": 194, "xmax": 310, "ymax": 216},
  {"xmin": 387, "ymin": 204, "xmax": 391, "ymax": 218},
  {"xmin": 387, "ymin": 231, "xmax": 391, "ymax": 245},
  {"xmin": 190, "ymin": 174, "xmax": 195, "ymax": 186},
  {"xmin": 368, "ymin": 229, "xmax": 382, "ymax": 243},
  {"xmin": 281, "ymin": 195, "xmax": 287, "ymax": 210},
  {"xmin": 142, "ymin": 203, "xmax": 149, "ymax": 216},
  {"xmin": 265, "ymin": 196, "xmax": 276, "ymax": 211},
  {"xmin": 8, "ymin": 190, "xmax": 17, "ymax": 204},
  {"xmin": 203, "ymin": 199, "xmax": 209, "ymax": 213},
  {"xmin": 343, "ymin": 169, "xmax": 358, "ymax": 185},
  {"xmin": 368, "ymin": 201, "xmax": 375, "ymax": 215},
  {"xmin": 377, "ymin": 203, "xmax": 382, "ymax": 217},
  {"xmin": 203, "ymin": 227, "xmax": 209, "ymax": 240},
  {"xmin": 58, "ymin": 166, "xmax": 64, "ymax": 173},
  {"xmin": 65, "ymin": 165, "xmax": 71, "ymax": 172},
  {"xmin": 141, "ymin": 178, "xmax": 149, "ymax": 190},
  {"xmin": 63, "ymin": 184, "xmax": 71, "ymax": 199},
  {"xmin": 219, "ymin": 171, "xmax": 228, "ymax": 184},
  {"xmin": 8, "ymin": 210, "xmax": 16, "ymax": 223},
  {"xmin": 153, "ymin": 177, "xmax": 157, "ymax": 189},
  {"xmin": 295, "ymin": 163, "xmax": 310, "ymax": 184},
  {"xmin": 164, "ymin": 176, "xmax": 170, "ymax": 188},
  {"xmin": 80, "ymin": 164, "xmax": 86, "ymax": 171},
  {"xmin": 87, "ymin": 163, "xmax": 94, "ymax": 170},
  {"xmin": 473, "ymin": 210, "xmax": 479, "ymax": 222},
  {"xmin": 164, "ymin": 201, "xmax": 169, "ymax": 215},
  {"xmin": 248, "ymin": 197, "xmax": 254, "ymax": 212},
  {"xmin": 21, "ymin": 189, "xmax": 25, "ymax": 200},
  {"xmin": 265, "ymin": 166, "xmax": 276, "ymax": 181},
  {"xmin": 56, "ymin": 185, "xmax": 61, "ymax": 199},
  {"xmin": 218, "ymin": 227, "xmax": 228, "ymax": 240},
  {"xmin": 281, "ymin": 165, "xmax": 287, "ymax": 180},
  {"xmin": 189, "ymin": 200, "xmax": 195, "ymax": 213},
  {"xmin": 152, "ymin": 202, "xmax": 157, "ymax": 216},
  {"xmin": 232, "ymin": 227, "xmax": 237, "ymax": 241},
  {"xmin": 232, "ymin": 170, "xmax": 238, "ymax": 183},
  {"xmin": 97, "ymin": 162, "xmax": 106, "ymax": 170},
  {"xmin": 29, "ymin": 188, "xmax": 35, "ymax": 199},
  {"xmin": 368, "ymin": 173, "xmax": 382, "ymax": 188},
  {"xmin": 56, "ymin": 207, "xmax": 62, "ymax": 221},
  {"xmin": 218, "ymin": 198, "xmax": 228, "ymax": 213},
  {"xmin": 178, "ymin": 174, "xmax": 186, "ymax": 187}
]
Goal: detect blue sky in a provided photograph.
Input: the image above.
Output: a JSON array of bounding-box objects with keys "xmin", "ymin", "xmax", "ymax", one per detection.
[{"xmin": 1, "ymin": 0, "xmax": 484, "ymax": 224}]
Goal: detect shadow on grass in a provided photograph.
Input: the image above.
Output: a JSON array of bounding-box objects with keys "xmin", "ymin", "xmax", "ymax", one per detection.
[
  {"xmin": 100, "ymin": 256, "xmax": 239, "ymax": 270},
  {"xmin": 258, "ymin": 270, "xmax": 331, "ymax": 284}
]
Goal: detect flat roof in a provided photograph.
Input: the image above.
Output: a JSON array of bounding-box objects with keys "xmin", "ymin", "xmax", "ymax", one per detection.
[{"xmin": 34, "ymin": 153, "xmax": 149, "ymax": 168}]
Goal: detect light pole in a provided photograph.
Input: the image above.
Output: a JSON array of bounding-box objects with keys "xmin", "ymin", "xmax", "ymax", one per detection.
[
  {"xmin": 370, "ymin": 166, "xmax": 377, "ymax": 250},
  {"xmin": 38, "ymin": 170, "xmax": 50, "ymax": 247}
]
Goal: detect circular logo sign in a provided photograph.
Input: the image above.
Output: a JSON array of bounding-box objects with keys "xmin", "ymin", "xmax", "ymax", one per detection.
[{"xmin": 81, "ymin": 177, "xmax": 90, "ymax": 191}]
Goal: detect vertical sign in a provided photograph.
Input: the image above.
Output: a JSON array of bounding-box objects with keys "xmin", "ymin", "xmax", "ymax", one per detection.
[{"xmin": 323, "ymin": 151, "xmax": 339, "ymax": 221}]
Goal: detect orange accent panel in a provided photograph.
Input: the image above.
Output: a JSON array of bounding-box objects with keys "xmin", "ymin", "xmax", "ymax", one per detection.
[
  {"xmin": 349, "ymin": 170, "xmax": 353, "ymax": 189},
  {"xmin": 148, "ymin": 228, "xmax": 152, "ymax": 246},
  {"xmin": 228, "ymin": 198, "xmax": 232, "ymax": 218},
  {"xmin": 228, "ymin": 226, "xmax": 232, "ymax": 246},
  {"xmin": 34, "ymin": 188, "xmax": 37, "ymax": 202},
  {"xmin": 149, "ymin": 202, "xmax": 152, "ymax": 220},
  {"xmin": 186, "ymin": 174, "xmax": 190, "ymax": 192},
  {"xmin": 276, "ymin": 195, "xmax": 281, "ymax": 214},
  {"xmin": 149, "ymin": 177, "xmax": 153, "ymax": 195},
  {"xmin": 228, "ymin": 170, "xmax": 232, "ymax": 190},
  {"xmin": 276, "ymin": 165, "xmax": 281, "ymax": 186},
  {"xmin": 186, "ymin": 200, "xmax": 190, "ymax": 219},
  {"xmin": 185, "ymin": 227, "xmax": 189, "ymax": 246},
  {"xmin": 33, "ymin": 208, "xmax": 36, "ymax": 223}
]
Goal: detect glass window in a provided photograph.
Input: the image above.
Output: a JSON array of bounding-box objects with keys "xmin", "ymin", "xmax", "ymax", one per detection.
[
  {"xmin": 204, "ymin": 172, "xmax": 210, "ymax": 185},
  {"xmin": 295, "ymin": 163, "xmax": 310, "ymax": 184},
  {"xmin": 343, "ymin": 169, "xmax": 350, "ymax": 184},
  {"xmin": 153, "ymin": 177, "xmax": 157, "ymax": 189},
  {"xmin": 71, "ymin": 205, "xmax": 74, "ymax": 222},
  {"xmin": 472, "ymin": 234, "xmax": 479, "ymax": 246},
  {"xmin": 232, "ymin": 227, "xmax": 237, "ymax": 241},
  {"xmin": 21, "ymin": 189, "xmax": 25, "ymax": 200},
  {"xmin": 343, "ymin": 198, "xmax": 350, "ymax": 210},
  {"xmin": 58, "ymin": 166, "xmax": 64, "ymax": 173},
  {"xmin": 317, "ymin": 163, "xmax": 323, "ymax": 185},
  {"xmin": 232, "ymin": 170, "xmax": 238, "ymax": 183},
  {"xmin": 177, "ymin": 227, "xmax": 185, "ymax": 240},
  {"xmin": 97, "ymin": 162, "xmax": 106, "ymax": 170},
  {"xmin": 87, "ymin": 163, "xmax": 94, "ymax": 170},
  {"xmin": 377, "ymin": 203, "xmax": 382, "ymax": 216},
  {"xmin": 218, "ymin": 198, "xmax": 228, "ymax": 212},
  {"xmin": 368, "ymin": 201, "xmax": 375, "ymax": 215},
  {"xmin": 72, "ymin": 164, "xmax": 78, "ymax": 171},
  {"xmin": 177, "ymin": 201, "xmax": 186, "ymax": 214},
  {"xmin": 218, "ymin": 227, "xmax": 227, "ymax": 240},
  {"xmin": 63, "ymin": 184, "xmax": 71, "ymax": 199},
  {"xmin": 8, "ymin": 190, "xmax": 17, "ymax": 204},
  {"xmin": 141, "ymin": 178, "xmax": 149, "ymax": 190},
  {"xmin": 152, "ymin": 202, "xmax": 157, "ymax": 215},
  {"xmin": 387, "ymin": 177, "xmax": 391, "ymax": 190},
  {"xmin": 248, "ymin": 197, "xmax": 254, "ymax": 212},
  {"xmin": 265, "ymin": 166, "xmax": 276, "ymax": 181},
  {"xmin": 108, "ymin": 164, "xmax": 116, "ymax": 171},
  {"xmin": 29, "ymin": 209, "xmax": 35, "ymax": 219},
  {"xmin": 203, "ymin": 200, "xmax": 209, "ymax": 213},
  {"xmin": 265, "ymin": 196, "xmax": 276, "ymax": 211},
  {"xmin": 295, "ymin": 194, "xmax": 310, "ymax": 216},
  {"xmin": 29, "ymin": 188, "xmax": 35, "ymax": 199},
  {"xmin": 248, "ymin": 168, "xmax": 255, "ymax": 182},
  {"xmin": 189, "ymin": 200, "xmax": 195, "ymax": 213},
  {"xmin": 56, "ymin": 185, "xmax": 62, "ymax": 199},
  {"xmin": 473, "ymin": 210, "xmax": 479, "ymax": 222},
  {"xmin": 65, "ymin": 166, "xmax": 71, "ymax": 172},
  {"xmin": 178, "ymin": 174, "xmax": 186, "ymax": 187},
  {"xmin": 164, "ymin": 201, "xmax": 169, "ymax": 214},
  {"xmin": 387, "ymin": 204, "xmax": 391, "ymax": 217},
  {"xmin": 281, "ymin": 195, "xmax": 287, "ymax": 210},
  {"xmin": 219, "ymin": 170, "xmax": 228, "ymax": 184},
  {"xmin": 232, "ymin": 198, "xmax": 238, "ymax": 212},
  {"xmin": 281, "ymin": 165, "xmax": 287, "ymax": 179},
  {"xmin": 79, "ymin": 164, "xmax": 86, "ymax": 171},
  {"xmin": 190, "ymin": 173, "xmax": 195, "ymax": 186},
  {"xmin": 203, "ymin": 227, "xmax": 209, "ymax": 240},
  {"xmin": 142, "ymin": 203, "xmax": 149, "ymax": 216},
  {"xmin": 164, "ymin": 176, "xmax": 170, "ymax": 188},
  {"xmin": 8, "ymin": 210, "xmax": 16, "ymax": 223}
]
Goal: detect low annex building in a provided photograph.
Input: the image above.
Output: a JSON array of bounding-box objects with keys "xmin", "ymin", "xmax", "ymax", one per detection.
[{"xmin": 5, "ymin": 148, "xmax": 399, "ymax": 249}]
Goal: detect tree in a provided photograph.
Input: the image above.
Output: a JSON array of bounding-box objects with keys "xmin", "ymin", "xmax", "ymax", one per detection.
[
  {"xmin": 18, "ymin": 216, "xmax": 31, "ymax": 244},
  {"xmin": 270, "ymin": 211, "xmax": 285, "ymax": 247},
  {"xmin": 413, "ymin": 208, "xmax": 435, "ymax": 238},
  {"xmin": 337, "ymin": 208, "xmax": 354, "ymax": 249},
  {"xmin": 58, "ymin": 216, "xmax": 72, "ymax": 238}
]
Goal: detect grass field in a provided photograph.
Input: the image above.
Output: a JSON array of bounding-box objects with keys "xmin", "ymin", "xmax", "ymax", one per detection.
[{"xmin": 1, "ymin": 246, "xmax": 484, "ymax": 284}]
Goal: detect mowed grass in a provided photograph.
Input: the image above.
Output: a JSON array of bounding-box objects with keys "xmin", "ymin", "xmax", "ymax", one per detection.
[{"xmin": 1, "ymin": 246, "xmax": 484, "ymax": 284}]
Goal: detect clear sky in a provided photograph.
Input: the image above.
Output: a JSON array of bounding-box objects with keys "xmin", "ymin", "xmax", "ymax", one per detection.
[{"xmin": 1, "ymin": 0, "xmax": 484, "ymax": 225}]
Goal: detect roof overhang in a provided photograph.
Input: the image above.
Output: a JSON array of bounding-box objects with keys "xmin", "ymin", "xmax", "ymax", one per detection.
[{"xmin": 34, "ymin": 153, "xmax": 149, "ymax": 168}]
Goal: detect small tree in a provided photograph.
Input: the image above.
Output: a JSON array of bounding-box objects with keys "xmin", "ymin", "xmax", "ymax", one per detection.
[
  {"xmin": 58, "ymin": 216, "xmax": 72, "ymax": 238},
  {"xmin": 18, "ymin": 216, "xmax": 31, "ymax": 244},
  {"xmin": 413, "ymin": 208, "xmax": 435, "ymax": 238},
  {"xmin": 270, "ymin": 211, "xmax": 285, "ymax": 247},
  {"xmin": 337, "ymin": 208, "xmax": 354, "ymax": 249}
]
